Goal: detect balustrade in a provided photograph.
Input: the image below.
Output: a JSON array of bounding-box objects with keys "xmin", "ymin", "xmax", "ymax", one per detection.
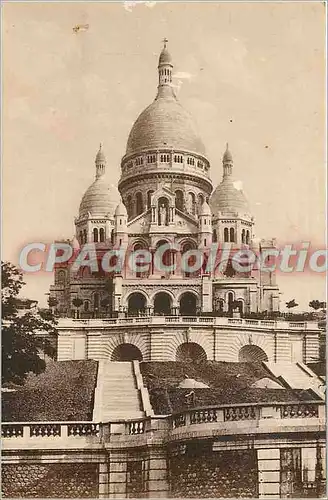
[
  {"xmin": 190, "ymin": 408, "xmax": 217, "ymax": 424},
  {"xmin": 1, "ymin": 424, "xmax": 23, "ymax": 438},
  {"xmin": 68, "ymin": 423, "xmax": 99, "ymax": 436},
  {"xmin": 129, "ymin": 420, "xmax": 145, "ymax": 435},
  {"xmin": 280, "ymin": 404, "xmax": 319, "ymax": 419},
  {"xmin": 30, "ymin": 424, "xmax": 61, "ymax": 437},
  {"xmin": 224, "ymin": 406, "xmax": 259, "ymax": 421}
]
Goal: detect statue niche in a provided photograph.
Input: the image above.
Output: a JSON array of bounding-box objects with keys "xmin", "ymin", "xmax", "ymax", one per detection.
[{"xmin": 158, "ymin": 197, "xmax": 169, "ymax": 226}]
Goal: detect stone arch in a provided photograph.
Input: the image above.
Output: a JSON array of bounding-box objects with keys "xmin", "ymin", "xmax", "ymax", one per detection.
[
  {"xmin": 176, "ymin": 342, "xmax": 207, "ymax": 363},
  {"xmin": 175, "ymin": 190, "xmax": 184, "ymax": 211},
  {"xmin": 238, "ymin": 345, "xmax": 268, "ymax": 363},
  {"xmin": 153, "ymin": 291, "xmax": 173, "ymax": 315},
  {"xmin": 124, "ymin": 290, "xmax": 149, "ymax": 308},
  {"xmin": 179, "ymin": 291, "xmax": 199, "ymax": 316},
  {"xmin": 165, "ymin": 331, "xmax": 213, "ymax": 361},
  {"xmin": 111, "ymin": 343, "xmax": 143, "ymax": 362},
  {"xmin": 127, "ymin": 292, "xmax": 147, "ymax": 316}
]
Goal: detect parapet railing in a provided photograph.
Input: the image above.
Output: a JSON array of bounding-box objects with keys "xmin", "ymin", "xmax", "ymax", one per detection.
[
  {"xmin": 170, "ymin": 400, "xmax": 324, "ymax": 430},
  {"xmin": 2, "ymin": 400, "xmax": 325, "ymax": 444},
  {"xmin": 57, "ymin": 316, "xmax": 319, "ymax": 330}
]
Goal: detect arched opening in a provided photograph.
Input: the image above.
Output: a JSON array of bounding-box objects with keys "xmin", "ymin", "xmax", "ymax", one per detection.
[
  {"xmin": 230, "ymin": 227, "xmax": 235, "ymax": 243},
  {"xmin": 154, "ymin": 292, "xmax": 172, "ymax": 316},
  {"xmin": 83, "ymin": 229, "xmax": 87, "ymax": 243},
  {"xmin": 99, "ymin": 228, "xmax": 105, "ymax": 242},
  {"xmin": 93, "ymin": 228, "xmax": 99, "ymax": 243},
  {"xmin": 133, "ymin": 243, "xmax": 148, "ymax": 278},
  {"xmin": 93, "ymin": 293, "xmax": 100, "ymax": 317},
  {"xmin": 84, "ymin": 301, "xmax": 89, "ymax": 312},
  {"xmin": 241, "ymin": 229, "xmax": 245, "ymax": 243},
  {"xmin": 158, "ymin": 197, "xmax": 169, "ymax": 226},
  {"xmin": 176, "ymin": 342, "xmax": 207, "ymax": 363},
  {"xmin": 179, "ymin": 292, "xmax": 197, "ymax": 316},
  {"xmin": 147, "ymin": 190, "xmax": 154, "ymax": 209},
  {"xmin": 227, "ymin": 291, "xmax": 234, "ymax": 314},
  {"xmin": 236, "ymin": 300, "xmax": 244, "ymax": 315},
  {"xmin": 213, "ymin": 229, "xmax": 217, "ymax": 243},
  {"xmin": 175, "ymin": 190, "xmax": 184, "ymax": 211},
  {"xmin": 111, "ymin": 344, "xmax": 143, "ymax": 362},
  {"xmin": 187, "ymin": 192, "xmax": 196, "ymax": 215},
  {"xmin": 156, "ymin": 239, "xmax": 172, "ymax": 271},
  {"xmin": 181, "ymin": 242, "xmax": 195, "ymax": 278},
  {"xmin": 238, "ymin": 345, "xmax": 268, "ymax": 363},
  {"xmin": 127, "ymin": 292, "xmax": 147, "ymax": 316},
  {"xmin": 198, "ymin": 193, "xmax": 204, "ymax": 206},
  {"xmin": 79, "ymin": 231, "xmax": 83, "ymax": 244},
  {"xmin": 127, "ymin": 195, "xmax": 132, "ymax": 217},
  {"xmin": 136, "ymin": 192, "xmax": 143, "ymax": 215},
  {"xmin": 246, "ymin": 230, "xmax": 250, "ymax": 245},
  {"xmin": 224, "ymin": 227, "xmax": 229, "ymax": 242}
]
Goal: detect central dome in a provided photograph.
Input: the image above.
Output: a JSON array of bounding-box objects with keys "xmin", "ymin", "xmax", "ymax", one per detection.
[
  {"xmin": 125, "ymin": 43, "xmax": 206, "ymax": 158},
  {"xmin": 126, "ymin": 94, "xmax": 206, "ymax": 156}
]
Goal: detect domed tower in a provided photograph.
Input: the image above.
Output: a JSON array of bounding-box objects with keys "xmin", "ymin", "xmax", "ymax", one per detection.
[
  {"xmin": 118, "ymin": 41, "xmax": 212, "ymax": 221},
  {"xmin": 75, "ymin": 145, "xmax": 120, "ymax": 245},
  {"xmin": 210, "ymin": 144, "xmax": 254, "ymax": 247}
]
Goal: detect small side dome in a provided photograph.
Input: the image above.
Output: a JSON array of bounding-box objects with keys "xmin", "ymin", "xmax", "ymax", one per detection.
[
  {"xmin": 79, "ymin": 177, "xmax": 120, "ymax": 218},
  {"xmin": 199, "ymin": 201, "xmax": 212, "ymax": 217},
  {"xmin": 251, "ymin": 378, "xmax": 283, "ymax": 389},
  {"xmin": 115, "ymin": 201, "xmax": 128, "ymax": 217}
]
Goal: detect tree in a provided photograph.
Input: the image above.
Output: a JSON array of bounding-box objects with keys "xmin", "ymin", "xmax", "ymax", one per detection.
[
  {"xmin": 286, "ymin": 299, "xmax": 298, "ymax": 309},
  {"xmin": 72, "ymin": 297, "xmax": 83, "ymax": 318},
  {"xmin": 309, "ymin": 300, "xmax": 326, "ymax": 311},
  {"xmin": 2, "ymin": 261, "xmax": 56, "ymax": 385}
]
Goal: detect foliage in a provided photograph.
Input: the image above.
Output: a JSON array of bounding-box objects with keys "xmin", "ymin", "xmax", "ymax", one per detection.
[
  {"xmin": 72, "ymin": 297, "xmax": 83, "ymax": 308},
  {"xmin": 309, "ymin": 300, "xmax": 326, "ymax": 311},
  {"xmin": 2, "ymin": 360, "xmax": 98, "ymax": 421},
  {"xmin": 2, "ymin": 261, "xmax": 56, "ymax": 385},
  {"xmin": 286, "ymin": 299, "xmax": 298, "ymax": 309}
]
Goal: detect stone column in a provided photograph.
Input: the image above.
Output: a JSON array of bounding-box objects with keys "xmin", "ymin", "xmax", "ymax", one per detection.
[
  {"xmin": 257, "ymin": 448, "xmax": 280, "ymax": 498},
  {"xmin": 99, "ymin": 461, "xmax": 109, "ymax": 499},
  {"xmin": 146, "ymin": 448, "xmax": 169, "ymax": 498},
  {"xmin": 108, "ymin": 452, "xmax": 127, "ymax": 499}
]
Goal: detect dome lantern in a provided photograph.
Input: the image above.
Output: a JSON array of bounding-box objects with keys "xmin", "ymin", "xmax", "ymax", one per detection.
[
  {"xmin": 223, "ymin": 143, "xmax": 233, "ymax": 178},
  {"xmin": 157, "ymin": 38, "xmax": 173, "ymax": 95},
  {"xmin": 95, "ymin": 143, "xmax": 106, "ymax": 179}
]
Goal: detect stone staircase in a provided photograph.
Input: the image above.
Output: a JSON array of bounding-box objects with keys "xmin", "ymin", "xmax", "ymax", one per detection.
[
  {"xmin": 93, "ymin": 361, "xmax": 144, "ymax": 421},
  {"xmin": 264, "ymin": 362, "xmax": 325, "ymax": 399}
]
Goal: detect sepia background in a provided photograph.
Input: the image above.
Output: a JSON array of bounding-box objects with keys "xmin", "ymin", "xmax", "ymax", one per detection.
[{"xmin": 2, "ymin": 1, "xmax": 326, "ymax": 309}]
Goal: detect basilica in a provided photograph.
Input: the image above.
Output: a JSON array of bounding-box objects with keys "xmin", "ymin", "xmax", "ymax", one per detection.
[
  {"xmin": 50, "ymin": 41, "xmax": 280, "ymax": 327},
  {"xmin": 2, "ymin": 42, "xmax": 325, "ymax": 500}
]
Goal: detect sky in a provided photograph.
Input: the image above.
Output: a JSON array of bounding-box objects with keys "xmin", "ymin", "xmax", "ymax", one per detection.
[{"xmin": 2, "ymin": 1, "xmax": 326, "ymax": 309}]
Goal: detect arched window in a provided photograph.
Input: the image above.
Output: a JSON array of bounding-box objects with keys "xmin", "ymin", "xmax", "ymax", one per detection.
[
  {"xmin": 230, "ymin": 227, "xmax": 235, "ymax": 243},
  {"xmin": 182, "ymin": 242, "xmax": 195, "ymax": 278},
  {"xmin": 93, "ymin": 228, "xmax": 99, "ymax": 243},
  {"xmin": 127, "ymin": 195, "xmax": 132, "ymax": 217},
  {"xmin": 246, "ymin": 230, "xmax": 250, "ymax": 245},
  {"xmin": 213, "ymin": 229, "xmax": 217, "ymax": 243},
  {"xmin": 83, "ymin": 229, "xmax": 87, "ymax": 243},
  {"xmin": 133, "ymin": 243, "xmax": 147, "ymax": 278},
  {"xmin": 84, "ymin": 301, "xmax": 89, "ymax": 312},
  {"xmin": 198, "ymin": 193, "xmax": 204, "ymax": 206},
  {"xmin": 175, "ymin": 190, "xmax": 184, "ymax": 211},
  {"xmin": 99, "ymin": 228, "xmax": 105, "ymax": 242},
  {"xmin": 94, "ymin": 293, "xmax": 100, "ymax": 311},
  {"xmin": 147, "ymin": 190, "xmax": 154, "ymax": 209},
  {"xmin": 79, "ymin": 231, "xmax": 83, "ymax": 243},
  {"xmin": 111, "ymin": 229, "xmax": 114, "ymax": 244},
  {"xmin": 242, "ymin": 229, "xmax": 245, "ymax": 243},
  {"xmin": 224, "ymin": 228, "xmax": 229, "ymax": 242},
  {"xmin": 188, "ymin": 192, "xmax": 196, "ymax": 215},
  {"xmin": 136, "ymin": 192, "xmax": 143, "ymax": 215}
]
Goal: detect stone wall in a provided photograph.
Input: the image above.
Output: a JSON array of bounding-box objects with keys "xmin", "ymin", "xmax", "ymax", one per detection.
[
  {"xmin": 2, "ymin": 463, "xmax": 99, "ymax": 498},
  {"xmin": 168, "ymin": 442, "xmax": 258, "ymax": 498}
]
